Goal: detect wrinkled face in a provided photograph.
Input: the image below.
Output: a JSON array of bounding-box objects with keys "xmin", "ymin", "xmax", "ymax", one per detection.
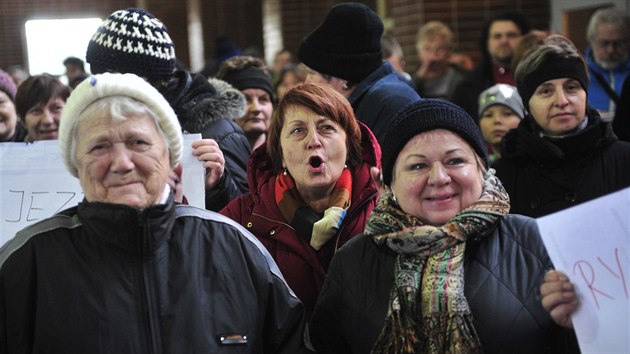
[
  {"xmin": 487, "ymin": 20, "xmax": 522, "ymax": 65},
  {"xmin": 591, "ymin": 23, "xmax": 630, "ymax": 69},
  {"xmin": 391, "ymin": 129, "xmax": 483, "ymax": 226},
  {"xmin": 0, "ymin": 91, "xmax": 17, "ymax": 141},
  {"xmin": 24, "ymin": 96, "xmax": 65, "ymax": 141},
  {"xmin": 280, "ymin": 105, "xmax": 348, "ymax": 201},
  {"xmin": 479, "ymin": 105, "xmax": 521, "ymax": 150},
  {"xmin": 528, "ymin": 78, "xmax": 587, "ymax": 136},
  {"xmin": 238, "ymin": 88, "xmax": 273, "ymax": 138},
  {"xmin": 75, "ymin": 113, "xmax": 171, "ymax": 209}
]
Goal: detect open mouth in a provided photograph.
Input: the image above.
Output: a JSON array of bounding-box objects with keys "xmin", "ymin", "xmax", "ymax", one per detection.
[{"xmin": 309, "ymin": 156, "xmax": 323, "ymax": 168}]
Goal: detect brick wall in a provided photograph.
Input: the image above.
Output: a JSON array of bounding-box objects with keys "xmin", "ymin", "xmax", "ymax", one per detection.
[{"xmin": 0, "ymin": 0, "xmax": 549, "ymax": 75}]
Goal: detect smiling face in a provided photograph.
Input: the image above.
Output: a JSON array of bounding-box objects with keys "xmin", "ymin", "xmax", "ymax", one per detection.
[
  {"xmin": 391, "ymin": 129, "xmax": 483, "ymax": 226},
  {"xmin": 528, "ymin": 78, "xmax": 587, "ymax": 136},
  {"xmin": 0, "ymin": 91, "xmax": 17, "ymax": 141},
  {"xmin": 24, "ymin": 96, "xmax": 65, "ymax": 141},
  {"xmin": 280, "ymin": 105, "xmax": 348, "ymax": 203},
  {"xmin": 75, "ymin": 113, "xmax": 171, "ymax": 209}
]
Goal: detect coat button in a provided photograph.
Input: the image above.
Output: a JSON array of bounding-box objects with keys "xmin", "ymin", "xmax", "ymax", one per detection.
[
  {"xmin": 269, "ymin": 229, "xmax": 276, "ymax": 236},
  {"xmin": 565, "ymin": 192, "xmax": 576, "ymax": 202},
  {"xmin": 246, "ymin": 221, "xmax": 253, "ymax": 228}
]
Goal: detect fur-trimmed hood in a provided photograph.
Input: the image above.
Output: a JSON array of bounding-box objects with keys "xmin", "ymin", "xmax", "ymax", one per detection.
[{"xmin": 161, "ymin": 71, "xmax": 246, "ymax": 133}]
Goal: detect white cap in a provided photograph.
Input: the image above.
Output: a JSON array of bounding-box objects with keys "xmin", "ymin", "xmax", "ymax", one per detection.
[{"xmin": 478, "ymin": 84, "xmax": 525, "ymax": 119}]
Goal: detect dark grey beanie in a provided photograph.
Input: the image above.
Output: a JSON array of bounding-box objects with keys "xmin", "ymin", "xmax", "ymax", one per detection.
[{"xmin": 381, "ymin": 99, "xmax": 488, "ymax": 186}]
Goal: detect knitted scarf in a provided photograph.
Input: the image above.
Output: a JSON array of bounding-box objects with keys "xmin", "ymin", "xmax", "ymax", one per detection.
[
  {"xmin": 368, "ymin": 169, "xmax": 510, "ymax": 354},
  {"xmin": 275, "ymin": 168, "xmax": 352, "ymax": 250}
]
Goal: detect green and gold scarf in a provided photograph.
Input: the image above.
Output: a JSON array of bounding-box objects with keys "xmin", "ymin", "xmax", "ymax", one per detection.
[{"xmin": 368, "ymin": 169, "xmax": 510, "ymax": 354}]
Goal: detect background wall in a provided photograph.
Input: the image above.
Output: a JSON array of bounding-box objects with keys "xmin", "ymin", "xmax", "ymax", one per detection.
[{"xmin": 2, "ymin": 0, "xmax": 595, "ymax": 77}]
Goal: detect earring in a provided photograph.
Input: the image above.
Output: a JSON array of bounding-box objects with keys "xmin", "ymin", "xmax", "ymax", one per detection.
[
  {"xmin": 342, "ymin": 82, "xmax": 350, "ymax": 90},
  {"xmin": 392, "ymin": 194, "xmax": 398, "ymax": 203},
  {"xmin": 344, "ymin": 163, "xmax": 348, "ymax": 169},
  {"xmin": 283, "ymin": 168, "xmax": 288, "ymax": 176}
]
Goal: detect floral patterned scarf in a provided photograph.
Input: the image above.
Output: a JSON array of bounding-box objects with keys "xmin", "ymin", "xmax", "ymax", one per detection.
[{"xmin": 368, "ymin": 169, "xmax": 510, "ymax": 354}]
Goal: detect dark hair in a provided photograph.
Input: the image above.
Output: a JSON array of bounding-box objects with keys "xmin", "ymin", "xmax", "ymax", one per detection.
[
  {"xmin": 479, "ymin": 11, "xmax": 531, "ymax": 71},
  {"xmin": 15, "ymin": 75, "xmax": 70, "ymax": 120},
  {"xmin": 63, "ymin": 57, "xmax": 85, "ymax": 71},
  {"xmin": 216, "ymin": 56, "xmax": 270, "ymax": 77},
  {"xmin": 266, "ymin": 82, "xmax": 362, "ymax": 173}
]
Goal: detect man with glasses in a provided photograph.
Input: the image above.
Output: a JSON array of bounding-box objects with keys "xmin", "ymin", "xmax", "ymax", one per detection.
[{"xmin": 585, "ymin": 7, "xmax": 630, "ymax": 121}]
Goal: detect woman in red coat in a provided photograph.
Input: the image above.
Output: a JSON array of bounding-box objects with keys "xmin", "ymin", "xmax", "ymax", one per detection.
[{"xmin": 221, "ymin": 82, "xmax": 381, "ymax": 317}]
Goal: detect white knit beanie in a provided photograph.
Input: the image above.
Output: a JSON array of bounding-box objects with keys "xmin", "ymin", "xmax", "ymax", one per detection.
[{"xmin": 58, "ymin": 72, "xmax": 183, "ymax": 177}]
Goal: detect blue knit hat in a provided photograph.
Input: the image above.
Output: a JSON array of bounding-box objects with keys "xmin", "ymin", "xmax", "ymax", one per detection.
[
  {"xmin": 381, "ymin": 99, "xmax": 488, "ymax": 186},
  {"xmin": 86, "ymin": 8, "xmax": 176, "ymax": 80}
]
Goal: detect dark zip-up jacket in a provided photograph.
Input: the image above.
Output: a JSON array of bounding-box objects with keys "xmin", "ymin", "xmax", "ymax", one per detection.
[
  {"xmin": 310, "ymin": 214, "xmax": 580, "ymax": 354},
  {"xmin": 0, "ymin": 197, "xmax": 305, "ymax": 353},
  {"xmin": 220, "ymin": 122, "xmax": 381, "ymax": 317}
]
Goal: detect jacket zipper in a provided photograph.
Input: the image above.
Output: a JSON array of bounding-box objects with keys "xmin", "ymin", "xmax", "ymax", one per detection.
[
  {"xmin": 333, "ymin": 190, "xmax": 377, "ymax": 251},
  {"xmin": 137, "ymin": 209, "xmax": 161, "ymax": 354}
]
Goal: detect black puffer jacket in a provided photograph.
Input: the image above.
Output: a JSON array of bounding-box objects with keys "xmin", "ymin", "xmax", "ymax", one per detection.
[
  {"xmin": 0, "ymin": 197, "xmax": 305, "ymax": 353},
  {"xmin": 494, "ymin": 109, "xmax": 630, "ymax": 218},
  {"xmin": 310, "ymin": 214, "xmax": 579, "ymax": 354},
  {"xmin": 160, "ymin": 71, "xmax": 251, "ymax": 211}
]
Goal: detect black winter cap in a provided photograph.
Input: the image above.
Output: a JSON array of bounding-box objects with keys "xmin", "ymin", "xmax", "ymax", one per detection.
[
  {"xmin": 298, "ymin": 2, "xmax": 384, "ymax": 83},
  {"xmin": 381, "ymin": 99, "xmax": 488, "ymax": 186}
]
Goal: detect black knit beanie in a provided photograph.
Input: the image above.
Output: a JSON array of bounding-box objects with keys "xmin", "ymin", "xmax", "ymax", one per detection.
[
  {"xmin": 381, "ymin": 99, "xmax": 488, "ymax": 187},
  {"xmin": 298, "ymin": 2, "xmax": 384, "ymax": 83},
  {"xmin": 221, "ymin": 67, "xmax": 274, "ymax": 100},
  {"xmin": 517, "ymin": 55, "xmax": 589, "ymax": 108},
  {"xmin": 86, "ymin": 8, "xmax": 176, "ymax": 81}
]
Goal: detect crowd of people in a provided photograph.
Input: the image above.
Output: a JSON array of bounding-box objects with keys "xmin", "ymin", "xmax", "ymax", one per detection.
[{"xmin": 1, "ymin": 3, "xmax": 629, "ymax": 353}]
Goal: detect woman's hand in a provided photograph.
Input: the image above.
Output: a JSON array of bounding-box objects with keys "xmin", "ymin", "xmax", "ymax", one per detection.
[
  {"xmin": 540, "ymin": 270, "xmax": 579, "ymax": 328},
  {"xmin": 191, "ymin": 139, "xmax": 225, "ymax": 190}
]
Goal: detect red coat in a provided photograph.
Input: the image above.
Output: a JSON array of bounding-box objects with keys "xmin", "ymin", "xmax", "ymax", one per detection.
[{"xmin": 220, "ymin": 122, "xmax": 381, "ymax": 316}]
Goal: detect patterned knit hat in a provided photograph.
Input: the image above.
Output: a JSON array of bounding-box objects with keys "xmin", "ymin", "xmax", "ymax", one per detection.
[
  {"xmin": 0, "ymin": 70, "xmax": 17, "ymax": 101},
  {"xmin": 59, "ymin": 73, "xmax": 182, "ymax": 177},
  {"xmin": 381, "ymin": 99, "xmax": 487, "ymax": 186},
  {"xmin": 298, "ymin": 2, "xmax": 384, "ymax": 83},
  {"xmin": 86, "ymin": 8, "xmax": 176, "ymax": 80}
]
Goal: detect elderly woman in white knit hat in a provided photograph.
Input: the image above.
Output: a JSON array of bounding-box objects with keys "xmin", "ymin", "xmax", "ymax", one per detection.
[
  {"xmin": 0, "ymin": 73, "xmax": 305, "ymax": 353},
  {"xmin": 477, "ymin": 83, "xmax": 525, "ymax": 165}
]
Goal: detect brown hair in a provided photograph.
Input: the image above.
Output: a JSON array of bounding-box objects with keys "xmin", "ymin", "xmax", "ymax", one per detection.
[
  {"xmin": 266, "ymin": 82, "xmax": 362, "ymax": 173},
  {"xmin": 15, "ymin": 74, "xmax": 70, "ymax": 120}
]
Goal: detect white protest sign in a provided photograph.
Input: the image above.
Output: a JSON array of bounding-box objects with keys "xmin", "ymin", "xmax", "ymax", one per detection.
[
  {"xmin": 1, "ymin": 134, "xmax": 204, "ymax": 247},
  {"xmin": 537, "ymin": 187, "xmax": 630, "ymax": 354}
]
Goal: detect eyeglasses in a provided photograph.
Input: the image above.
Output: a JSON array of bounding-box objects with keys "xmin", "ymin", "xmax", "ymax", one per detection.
[{"xmin": 594, "ymin": 39, "xmax": 629, "ymax": 49}]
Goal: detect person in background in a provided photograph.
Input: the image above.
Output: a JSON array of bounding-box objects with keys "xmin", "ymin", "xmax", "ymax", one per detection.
[
  {"xmin": 86, "ymin": 7, "xmax": 251, "ymax": 211},
  {"xmin": 451, "ymin": 11, "xmax": 530, "ymax": 119},
  {"xmin": 494, "ymin": 35, "xmax": 630, "ymax": 218},
  {"xmin": 510, "ymin": 30, "xmax": 550, "ymax": 73},
  {"xmin": 63, "ymin": 56, "xmax": 89, "ymax": 89},
  {"xmin": 216, "ymin": 56, "xmax": 274, "ymax": 151},
  {"xmin": 413, "ymin": 21, "xmax": 467, "ymax": 99},
  {"xmin": 0, "ymin": 70, "xmax": 27, "ymax": 142},
  {"xmin": 220, "ymin": 83, "xmax": 381, "ymax": 318},
  {"xmin": 381, "ymin": 33, "xmax": 413, "ymax": 84},
  {"xmin": 274, "ymin": 64, "xmax": 306, "ymax": 100},
  {"xmin": 298, "ymin": 2, "xmax": 419, "ymax": 145},
  {"xmin": 14, "ymin": 74, "xmax": 69, "ymax": 142},
  {"xmin": 271, "ymin": 49, "xmax": 295, "ymax": 82},
  {"xmin": 310, "ymin": 99, "xmax": 578, "ymax": 353},
  {"xmin": 6, "ymin": 65, "xmax": 29, "ymax": 87},
  {"xmin": 584, "ymin": 7, "xmax": 630, "ymax": 121},
  {"xmin": 0, "ymin": 72, "xmax": 305, "ymax": 353},
  {"xmin": 478, "ymin": 84, "xmax": 525, "ymax": 165}
]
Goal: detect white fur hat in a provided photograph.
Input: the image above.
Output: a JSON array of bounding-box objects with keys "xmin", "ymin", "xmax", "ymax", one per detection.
[{"xmin": 58, "ymin": 72, "xmax": 182, "ymax": 177}]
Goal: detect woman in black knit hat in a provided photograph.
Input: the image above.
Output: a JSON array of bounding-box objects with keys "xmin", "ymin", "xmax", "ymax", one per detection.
[
  {"xmin": 310, "ymin": 99, "xmax": 579, "ymax": 354},
  {"xmin": 493, "ymin": 35, "xmax": 630, "ymax": 218}
]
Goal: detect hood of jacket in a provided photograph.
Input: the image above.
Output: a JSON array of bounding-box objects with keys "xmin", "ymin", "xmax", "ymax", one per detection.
[
  {"xmin": 501, "ymin": 107, "xmax": 618, "ymax": 166},
  {"xmin": 160, "ymin": 71, "xmax": 246, "ymax": 133}
]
